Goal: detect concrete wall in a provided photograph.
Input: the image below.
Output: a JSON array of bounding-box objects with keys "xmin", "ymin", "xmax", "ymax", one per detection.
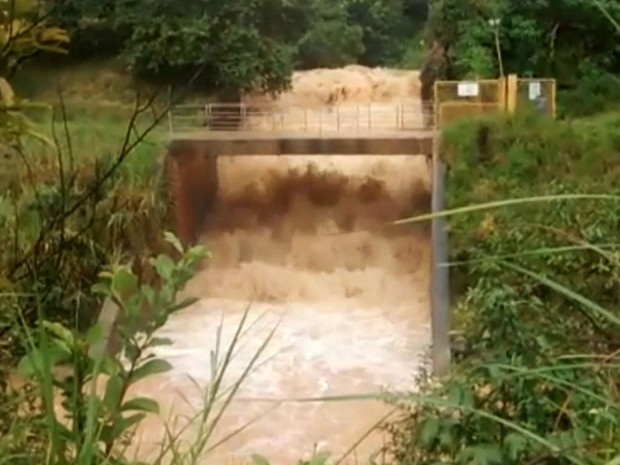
[
  {"xmin": 165, "ymin": 133, "xmax": 434, "ymax": 246},
  {"xmin": 165, "ymin": 141, "xmax": 219, "ymax": 246}
]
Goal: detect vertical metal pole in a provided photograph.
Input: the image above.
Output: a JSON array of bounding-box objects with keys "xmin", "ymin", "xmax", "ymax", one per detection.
[{"xmin": 431, "ymin": 134, "xmax": 451, "ymax": 377}]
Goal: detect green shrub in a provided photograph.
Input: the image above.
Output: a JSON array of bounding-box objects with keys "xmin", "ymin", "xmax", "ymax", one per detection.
[
  {"xmin": 558, "ymin": 68, "xmax": 620, "ymax": 118},
  {"xmin": 388, "ymin": 111, "xmax": 620, "ymax": 464}
]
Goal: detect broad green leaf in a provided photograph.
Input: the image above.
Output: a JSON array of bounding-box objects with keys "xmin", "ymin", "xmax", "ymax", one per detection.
[
  {"xmin": 100, "ymin": 413, "xmax": 146, "ymax": 445},
  {"xmin": 419, "ymin": 417, "xmax": 440, "ymax": 446},
  {"xmin": 251, "ymin": 454, "xmax": 271, "ymax": 465},
  {"xmin": 605, "ymin": 455, "xmax": 620, "ymax": 465},
  {"xmin": 308, "ymin": 451, "xmax": 330, "ymax": 465},
  {"xmin": 0, "ymin": 77, "xmax": 14, "ymax": 107},
  {"xmin": 121, "ymin": 397, "xmax": 160, "ymax": 414},
  {"xmin": 42, "ymin": 321, "xmax": 75, "ymax": 347},
  {"xmin": 103, "ymin": 374, "xmax": 124, "ymax": 413},
  {"xmin": 150, "ymin": 254, "xmax": 175, "ymax": 281},
  {"xmin": 111, "ymin": 266, "xmax": 138, "ymax": 301},
  {"xmin": 17, "ymin": 347, "xmax": 70, "ymax": 378},
  {"xmin": 86, "ymin": 323, "xmax": 104, "ymax": 347},
  {"xmin": 118, "ymin": 412, "xmax": 146, "ymax": 434},
  {"xmin": 130, "ymin": 358, "xmax": 173, "ymax": 383},
  {"xmin": 505, "ymin": 433, "xmax": 527, "ymax": 461}
]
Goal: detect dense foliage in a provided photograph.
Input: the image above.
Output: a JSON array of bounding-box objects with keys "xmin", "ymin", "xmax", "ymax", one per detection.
[
  {"xmin": 45, "ymin": 0, "xmax": 429, "ymax": 94},
  {"xmin": 388, "ymin": 112, "xmax": 620, "ymax": 464},
  {"xmin": 421, "ymin": 0, "xmax": 620, "ymax": 115}
]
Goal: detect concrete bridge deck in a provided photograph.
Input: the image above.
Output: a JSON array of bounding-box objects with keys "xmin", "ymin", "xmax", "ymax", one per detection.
[
  {"xmin": 169, "ymin": 130, "xmax": 436, "ymax": 155},
  {"xmin": 167, "ymin": 103, "xmax": 435, "ymax": 156}
]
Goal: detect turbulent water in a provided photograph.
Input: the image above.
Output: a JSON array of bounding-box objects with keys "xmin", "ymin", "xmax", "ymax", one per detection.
[{"xmin": 129, "ymin": 66, "xmax": 432, "ymax": 465}]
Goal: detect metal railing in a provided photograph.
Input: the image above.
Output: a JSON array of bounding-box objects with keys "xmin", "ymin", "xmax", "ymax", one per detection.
[{"xmin": 168, "ymin": 102, "xmax": 434, "ymax": 135}]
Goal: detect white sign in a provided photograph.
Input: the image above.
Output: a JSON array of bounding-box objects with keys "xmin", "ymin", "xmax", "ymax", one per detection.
[
  {"xmin": 457, "ymin": 82, "xmax": 479, "ymax": 97},
  {"xmin": 528, "ymin": 81, "xmax": 542, "ymax": 100}
]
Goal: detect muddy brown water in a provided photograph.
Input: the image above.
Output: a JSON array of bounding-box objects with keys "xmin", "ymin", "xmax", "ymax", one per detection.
[{"xmin": 126, "ymin": 154, "xmax": 432, "ymax": 465}]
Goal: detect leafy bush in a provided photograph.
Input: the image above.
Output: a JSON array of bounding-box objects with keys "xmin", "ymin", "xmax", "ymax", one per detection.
[
  {"xmin": 388, "ymin": 112, "xmax": 620, "ymax": 464},
  {"xmin": 558, "ymin": 68, "xmax": 620, "ymax": 118}
]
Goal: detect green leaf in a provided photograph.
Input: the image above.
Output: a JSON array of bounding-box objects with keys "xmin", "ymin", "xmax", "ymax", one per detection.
[
  {"xmin": 150, "ymin": 254, "xmax": 175, "ymax": 281},
  {"xmin": 111, "ymin": 266, "xmax": 138, "ymax": 301},
  {"xmin": 394, "ymin": 194, "xmax": 620, "ymax": 225},
  {"xmin": 150, "ymin": 337, "xmax": 173, "ymax": 347},
  {"xmin": 130, "ymin": 358, "xmax": 173, "ymax": 383},
  {"xmin": 103, "ymin": 374, "xmax": 124, "ymax": 413},
  {"xmin": 605, "ymin": 455, "xmax": 620, "ymax": 465},
  {"xmin": 308, "ymin": 451, "xmax": 330, "ymax": 465},
  {"xmin": 42, "ymin": 321, "xmax": 75, "ymax": 347},
  {"xmin": 86, "ymin": 323, "xmax": 104, "ymax": 347},
  {"xmin": 102, "ymin": 356, "xmax": 124, "ymax": 377},
  {"xmin": 100, "ymin": 413, "xmax": 146, "ymax": 444},
  {"xmin": 164, "ymin": 231, "xmax": 184, "ymax": 254},
  {"xmin": 121, "ymin": 397, "xmax": 160, "ymax": 414},
  {"xmin": 251, "ymin": 453, "xmax": 272, "ymax": 465},
  {"xmin": 17, "ymin": 347, "xmax": 70, "ymax": 378},
  {"xmin": 419, "ymin": 417, "xmax": 440, "ymax": 446},
  {"xmin": 505, "ymin": 433, "xmax": 527, "ymax": 461},
  {"xmin": 118, "ymin": 412, "xmax": 146, "ymax": 433},
  {"xmin": 168, "ymin": 297, "xmax": 199, "ymax": 313}
]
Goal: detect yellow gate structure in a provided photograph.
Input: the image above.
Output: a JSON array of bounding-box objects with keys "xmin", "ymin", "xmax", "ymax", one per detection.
[
  {"xmin": 433, "ymin": 74, "xmax": 557, "ymax": 127},
  {"xmin": 433, "ymin": 78, "xmax": 506, "ymax": 127},
  {"xmin": 513, "ymin": 76, "xmax": 557, "ymax": 117}
]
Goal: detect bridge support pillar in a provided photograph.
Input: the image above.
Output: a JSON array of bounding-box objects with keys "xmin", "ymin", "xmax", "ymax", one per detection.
[
  {"xmin": 430, "ymin": 135, "xmax": 451, "ymax": 376},
  {"xmin": 165, "ymin": 141, "xmax": 219, "ymax": 246}
]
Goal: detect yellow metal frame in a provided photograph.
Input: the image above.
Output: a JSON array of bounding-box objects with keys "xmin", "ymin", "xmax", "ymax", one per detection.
[
  {"xmin": 433, "ymin": 74, "xmax": 557, "ymax": 127},
  {"xmin": 516, "ymin": 77, "xmax": 557, "ymax": 118}
]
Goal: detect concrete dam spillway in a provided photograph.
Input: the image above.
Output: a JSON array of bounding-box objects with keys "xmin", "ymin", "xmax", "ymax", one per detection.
[{"xmin": 129, "ymin": 66, "xmax": 433, "ymax": 464}]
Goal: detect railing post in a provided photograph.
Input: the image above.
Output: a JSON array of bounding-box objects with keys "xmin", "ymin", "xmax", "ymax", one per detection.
[
  {"xmin": 304, "ymin": 109, "xmax": 308, "ymax": 132},
  {"xmin": 368, "ymin": 105, "xmax": 371, "ymax": 131},
  {"xmin": 433, "ymin": 82, "xmax": 439, "ymax": 129},
  {"xmin": 336, "ymin": 106, "xmax": 340, "ymax": 132},
  {"xmin": 506, "ymin": 74, "xmax": 518, "ymax": 113}
]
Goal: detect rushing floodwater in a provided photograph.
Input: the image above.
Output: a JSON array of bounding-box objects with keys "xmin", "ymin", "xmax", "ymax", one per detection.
[{"xmin": 127, "ymin": 153, "xmax": 432, "ymax": 464}]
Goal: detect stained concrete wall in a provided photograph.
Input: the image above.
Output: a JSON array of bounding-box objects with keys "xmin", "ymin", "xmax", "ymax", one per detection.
[
  {"xmin": 165, "ymin": 141, "xmax": 219, "ymax": 246},
  {"xmin": 166, "ymin": 132, "xmax": 434, "ymax": 246}
]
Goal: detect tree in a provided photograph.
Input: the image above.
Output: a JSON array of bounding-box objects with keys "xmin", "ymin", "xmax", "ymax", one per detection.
[
  {"xmin": 294, "ymin": 0, "xmax": 364, "ymax": 69},
  {"xmin": 0, "ymin": 0, "xmax": 69, "ymax": 143},
  {"xmin": 344, "ymin": 0, "xmax": 409, "ymax": 66},
  {"xmin": 119, "ymin": 0, "xmax": 294, "ymax": 97},
  {"xmin": 421, "ymin": 0, "xmax": 620, "ymax": 84}
]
